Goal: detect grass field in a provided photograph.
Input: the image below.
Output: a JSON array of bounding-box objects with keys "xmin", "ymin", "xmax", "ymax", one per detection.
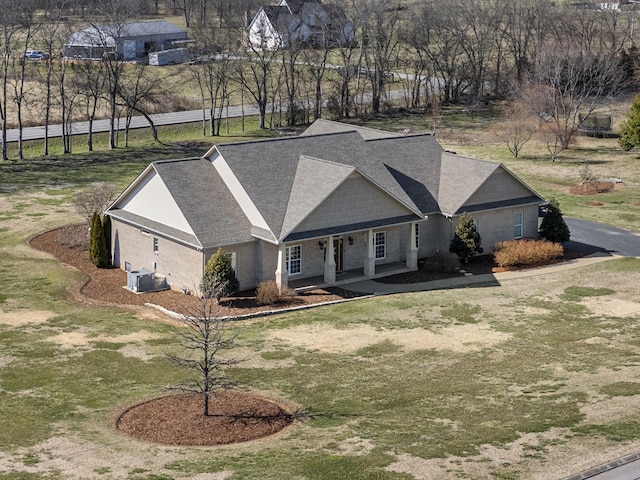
[{"xmin": 1, "ymin": 106, "xmax": 640, "ymax": 479}]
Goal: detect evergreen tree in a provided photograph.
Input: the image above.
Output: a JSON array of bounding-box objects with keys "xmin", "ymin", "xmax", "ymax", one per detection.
[
  {"xmin": 539, "ymin": 198, "xmax": 570, "ymax": 244},
  {"xmin": 619, "ymin": 94, "xmax": 640, "ymax": 151},
  {"xmin": 200, "ymin": 247, "xmax": 239, "ymax": 303},
  {"xmin": 449, "ymin": 213, "xmax": 483, "ymax": 262},
  {"xmin": 89, "ymin": 212, "xmax": 108, "ymax": 268},
  {"xmin": 102, "ymin": 214, "xmax": 112, "ymax": 266}
]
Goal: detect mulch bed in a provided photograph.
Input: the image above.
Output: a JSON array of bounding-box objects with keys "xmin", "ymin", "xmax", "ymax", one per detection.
[
  {"xmin": 29, "ymin": 225, "xmax": 359, "ymax": 319},
  {"xmin": 117, "ymin": 392, "xmax": 296, "ymax": 446}
]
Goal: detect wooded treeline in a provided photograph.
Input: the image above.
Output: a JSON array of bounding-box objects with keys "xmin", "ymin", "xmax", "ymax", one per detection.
[{"xmin": 1, "ymin": 0, "xmax": 638, "ymax": 160}]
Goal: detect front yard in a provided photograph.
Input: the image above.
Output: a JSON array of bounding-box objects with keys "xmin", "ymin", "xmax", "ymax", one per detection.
[{"xmin": 2, "ymin": 186, "xmax": 640, "ymax": 479}]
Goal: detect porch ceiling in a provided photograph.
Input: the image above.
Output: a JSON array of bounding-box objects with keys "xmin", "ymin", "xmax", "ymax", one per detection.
[{"xmin": 282, "ymin": 214, "xmax": 421, "ymax": 242}]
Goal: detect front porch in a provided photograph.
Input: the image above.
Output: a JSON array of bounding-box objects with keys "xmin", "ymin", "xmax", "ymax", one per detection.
[
  {"xmin": 276, "ymin": 224, "xmax": 421, "ymax": 292},
  {"xmin": 288, "ymin": 262, "xmax": 409, "ymax": 292}
]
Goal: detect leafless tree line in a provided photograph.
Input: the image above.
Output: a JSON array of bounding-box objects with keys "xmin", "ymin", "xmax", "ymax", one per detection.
[{"xmin": 0, "ymin": 0, "xmax": 636, "ymax": 161}]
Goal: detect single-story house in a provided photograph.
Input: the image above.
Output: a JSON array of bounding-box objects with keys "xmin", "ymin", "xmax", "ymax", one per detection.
[
  {"xmin": 247, "ymin": 0, "xmax": 354, "ymax": 49},
  {"xmin": 64, "ymin": 20, "xmax": 188, "ymax": 61},
  {"xmin": 105, "ymin": 119, "xmax": 545, "ymax": 293}
]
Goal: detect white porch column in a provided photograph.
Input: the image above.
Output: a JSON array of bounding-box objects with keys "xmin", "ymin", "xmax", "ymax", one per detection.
[
  {"xmin": 275, "ymin": 244, "xmax": 288, "ymax": 288},
  {"xmin": 407, "ymin": 222, "xmax": 419, "ymax": 271},
  {"xmin": 323, "ymin": 236, "xmax": 336, "ymax": 284},
  {"xmin": 364, "ymin": 229, "xmax": 376, "ymax": 277}
]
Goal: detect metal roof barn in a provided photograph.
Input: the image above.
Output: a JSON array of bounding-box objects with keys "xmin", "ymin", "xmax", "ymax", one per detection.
[{"xmin": 64, "ymin": 21, "xmax": 188, "ymax": 61}]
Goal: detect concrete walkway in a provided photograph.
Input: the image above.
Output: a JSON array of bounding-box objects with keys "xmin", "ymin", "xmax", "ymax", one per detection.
[{"xmin": 342, "ymin": 251, "xmax": 618, "ymax": 295}]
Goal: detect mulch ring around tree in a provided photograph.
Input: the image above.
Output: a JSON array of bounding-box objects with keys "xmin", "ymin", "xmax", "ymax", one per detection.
[{"xmin": 117, "ymin": 391, "xmax": 298, "ymax": 446}]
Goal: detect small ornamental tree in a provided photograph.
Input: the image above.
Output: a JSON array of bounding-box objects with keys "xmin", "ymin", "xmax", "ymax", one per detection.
[
  {"xmin": 619, "ymin": 94, "xmax": 640, "ymax": 151},
  {"xmin": 449, "ymin": 213, "xmax": 483, "ymax": 262},
  {"xmin": 201, "ymin": 247, "xmax": 239, "ymax": 302},
  {"xmin": 539, "ymin": 198, "xmax": 570, "ymax": 244},
  {"xmin": 168, "ymin": 298, "xmax": 243, "ymax": 416},
  {"xmin": 89, "ymin": 212, "xmax": 108, "ymax": 268}
]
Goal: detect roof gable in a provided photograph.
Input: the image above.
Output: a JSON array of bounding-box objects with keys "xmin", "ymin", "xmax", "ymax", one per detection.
[
  {"xmin": 288, "ymin": 169, "xmax": 419, "ymax": 240},
  {"xmin": 155, "ymin": 158, "xmax": 253, "ymax": 248},
  {"xmin": 215, "ymin": 131, "xmax": 369, "ymax": 238},
  {"xmin": 110, "ymin": 166, "xmax": 195, "ymax": 236},
  {"xmin": 280, "ymin": 156, "xmax": 355, "ymax": 238},
  {"xmin": 438, "ymin": 153, "xmax": 543, "ymax": 215}
]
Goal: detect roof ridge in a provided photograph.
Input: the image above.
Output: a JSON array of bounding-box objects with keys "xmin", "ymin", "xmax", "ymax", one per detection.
[
  {"xmin": 217, "ymin": 129, "xmax": 362, "ymax": 148},
  {"xmin": 153, "ymin": 156, "xmax": 202, "ymax": 165},
  {"xmin": 442, "ymin": 151, "xmax": 501, "ymax": 167},
  {"xmin": 365, "ymin": 132, "xmax": 434, "ymax": 142}
]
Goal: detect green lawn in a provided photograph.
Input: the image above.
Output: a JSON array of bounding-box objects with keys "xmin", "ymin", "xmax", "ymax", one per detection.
[{"xmin": 1, "ymin": 107, "xmax": 640, "ymax": 479}]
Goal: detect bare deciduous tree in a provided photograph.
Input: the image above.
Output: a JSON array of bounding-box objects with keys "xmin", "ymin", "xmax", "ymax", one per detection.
[
  {"xmin": 74, "ymin": 182, "xmax": 115, "ymax": 223},
  {"xmin": 168, "ymin": 298, "xmax": 244, "ymax": 417},
  {"xmin": 235, "ymin": 38, "xmax": 279, "ymax": 130},
  {"xmin": 515, "ymin": 46, "xmax": 622, "ymax": 159},
  {"xmin": 190, "ymin": 24, "xmax": 233, "ymax": 136},
  {"xmin": 490, "ymin": 101, "xmax": 537, "ymax": 158}
]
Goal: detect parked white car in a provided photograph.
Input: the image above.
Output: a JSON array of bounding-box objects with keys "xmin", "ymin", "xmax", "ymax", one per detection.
[{"xmin": 24, "ymin": 50, "xmax": 49, "ymax": 60}]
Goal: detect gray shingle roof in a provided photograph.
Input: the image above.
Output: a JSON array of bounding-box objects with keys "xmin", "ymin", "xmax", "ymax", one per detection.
[
  {"xmin": 125, "ymin": 158, "xmax": 252, "ymax": 249},
  {"xmin": 300, "ymin": 118, "xmax": 402, "ymax": 139},
  {"xmin": 216, "ymin": 129, "xmax": 444, "ymax": 240},
  {"xmin": 437, "ymin": 152, "xmax": 500, "ymax": 215},
  {"xmin": 110, "ymin": 120, "xmax": 544, "ymax": 248}
]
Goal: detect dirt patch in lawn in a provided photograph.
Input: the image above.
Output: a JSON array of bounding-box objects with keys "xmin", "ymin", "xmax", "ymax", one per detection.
[
  {"xmin": 117, "ymin": 391, "xmax": 296, "ymax": 446},
  {"xmin": 0, "ymin": 309, "xmax": 55, "ymax": 326},
  {"xmin": 268, "ymin": 323, "xmax": 510, "ymax": 354}
]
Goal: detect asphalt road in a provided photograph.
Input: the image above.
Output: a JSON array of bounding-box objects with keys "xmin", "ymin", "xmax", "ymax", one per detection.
[
  {"xmin": 4, "ymin": 89, "xmax": 408, "ymax": 142},
  {"xmin": 5, "ymin": 104, "xmax": 262, "ymax": 142}
]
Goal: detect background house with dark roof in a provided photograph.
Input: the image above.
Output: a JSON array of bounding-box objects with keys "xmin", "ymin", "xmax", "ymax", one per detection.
[
  {"xmin": 105, "ymin": 119, "xmax": 545, "ymax": 293},
  {"xmin": 247, "ymin": 0, "xmax": 354, "ymax": 49},
  {"xmin": 64, "ymin": 20, "xmax": 188, "ymax": 61}
]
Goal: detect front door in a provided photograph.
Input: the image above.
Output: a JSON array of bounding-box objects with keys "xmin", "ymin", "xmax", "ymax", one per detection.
[{"xmin": 333, "ymin": 238, "xmax": 344, "ymax": 272}]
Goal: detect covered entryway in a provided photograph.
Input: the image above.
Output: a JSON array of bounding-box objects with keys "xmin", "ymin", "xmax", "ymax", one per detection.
[{"xmin": 333, "ymin": 238, "xmax": 344, "ymax": 272}]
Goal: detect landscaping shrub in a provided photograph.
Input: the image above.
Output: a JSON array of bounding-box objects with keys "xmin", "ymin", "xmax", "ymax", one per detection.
[
  {"xmin": 256, "ymin": 280, "xmax": 297, "ymax": 305},
  {"xmin": 422, "ymin": 252, "xmax": 461, "ymax": 273},
  {"xmin": 493, "ymin": 238, "xmax": 564, "ymax": 268},
  {"xmin": 539, "ymin": 198, "xmax": 570, "ymax": 244},
  {"xmin": 56, "ymin": 224, "xmax": 88, "ymax": 249},
  {"xmin": 449, "ymin": 213, "xmax": 482, "ymax": 262},
  {"xmin": 201, "ymin": 248, "xmax": 239, "ymax": 302}
]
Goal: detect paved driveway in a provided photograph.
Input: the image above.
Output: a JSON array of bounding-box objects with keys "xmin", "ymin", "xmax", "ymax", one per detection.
[
  {"xmin": 565, "ymin": 217, "xmax": 640, "ymax": 257},
  {"xmin": 562, "ymin": 219, "xmax": 640, "ymax": 478}
]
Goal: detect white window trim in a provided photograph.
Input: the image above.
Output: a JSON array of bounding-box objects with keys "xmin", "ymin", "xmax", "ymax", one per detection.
[
  {"xmin": 286, "ymin": 244, "xmax": 302, "ymax": 275},
  {"xmin": 415, "ymin": 223, "xmax": 420, "ymax": 249},
  {"xmin": 153, "ymin": 237, "xmax": 159, "ymax": 253},
  {"xmin": 514, "ymin": 212, "xmax": 523, "ymax": 239},
  {"xmin": 374, "ymin": 231, "xmax": 386, "ymax": 260}
]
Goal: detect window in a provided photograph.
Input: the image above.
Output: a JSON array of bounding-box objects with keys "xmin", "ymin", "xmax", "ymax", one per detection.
[
  {"xmin": 140, "ymin": 229, "xmax": 149, "ymax": 236},
  {"xmin": 153, "ymin": 237, "xmax": 159, "ymax": 253},
  {"xmin": 513, "ymin": 212, "xmax": 523, "ymax": 239},
  {"xmin": 414, "ymin": 223, "xmax": 420, "ymax": 249},
  {"xmin": 286, "ymin": 245, "xmax": 301, "ymax": 275},
  {"xmin": 374, "ymin": 231, "xmax": 386, "ymax": 259}
]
